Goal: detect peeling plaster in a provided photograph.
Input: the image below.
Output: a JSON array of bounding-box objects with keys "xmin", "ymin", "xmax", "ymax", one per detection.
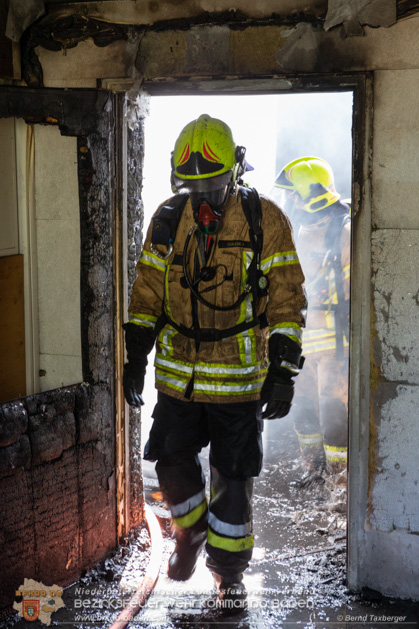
[
  {"xmin": 275, "ymin": 22, "xmax": 368, "ymax": 72},
  {"xmin": 369, "ymin": 385, "xmax": 419, "ymax": 532},
  {"xmin": 371, "ymin": 230, "xmax": 419, "ymax": 384},
  {"xmin": 324, "ymin": 0, "xmax": 397, "ymax": 36}
]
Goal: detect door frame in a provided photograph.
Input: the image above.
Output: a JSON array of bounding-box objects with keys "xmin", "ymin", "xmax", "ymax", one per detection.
[{"xmin": 137, "ymin": 72, "xmax": 373, "ymax": 591}]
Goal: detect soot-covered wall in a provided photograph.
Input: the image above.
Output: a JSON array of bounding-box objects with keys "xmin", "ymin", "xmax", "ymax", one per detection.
[{"xmin": 0, "ymin": 88, "xmax": 118, "ymax": 608}]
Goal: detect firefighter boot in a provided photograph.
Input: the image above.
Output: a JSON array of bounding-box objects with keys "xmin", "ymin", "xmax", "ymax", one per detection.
[
  {"xmin": 167, "ymin": 513, "xmax": 208, "ymax": 581},
  {"xmin": 214, "ymin": 573, "xmax": 247, "ymax": 614},
  {"xmin": 202, "ymin": 573, "xmax": 247, "ymax": 617}
]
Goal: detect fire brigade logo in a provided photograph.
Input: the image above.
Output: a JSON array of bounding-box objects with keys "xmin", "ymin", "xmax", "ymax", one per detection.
[
  {"xmin": 14, "ymin": 578, "xmax": 65, "ymax": 626},
  {"xmin": 22, "ymin": 599, "xmax": 40, "ymax": 621}
]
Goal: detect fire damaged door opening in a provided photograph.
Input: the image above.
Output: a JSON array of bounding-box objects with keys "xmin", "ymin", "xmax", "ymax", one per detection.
[{"xmin": 135, "ymin": 87, "xmax": 354, "ymax": 623}]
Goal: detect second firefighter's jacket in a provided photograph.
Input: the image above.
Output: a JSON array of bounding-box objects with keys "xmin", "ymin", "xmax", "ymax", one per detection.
[
  {"xmin": 296, "ymin": 202, "xmax": 350, "ymax": 356},
  {"xmin": 129, "ymin": 188, "xmax": 307, "ymax": 403}
]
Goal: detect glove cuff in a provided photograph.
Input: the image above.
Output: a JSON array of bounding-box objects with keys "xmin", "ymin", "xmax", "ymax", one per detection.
[{"xmin": 271, "ymin": 381, "xmax": 294, "ymax": 403}]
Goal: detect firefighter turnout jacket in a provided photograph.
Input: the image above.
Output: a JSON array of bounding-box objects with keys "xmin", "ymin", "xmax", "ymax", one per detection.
[
  {"xmin": 128, "ymin": 188, "xmax": 307, "ymax": 403},
  {"xmin": 297, "ymin": 204, "xmax": 350, "ymax": 357}
]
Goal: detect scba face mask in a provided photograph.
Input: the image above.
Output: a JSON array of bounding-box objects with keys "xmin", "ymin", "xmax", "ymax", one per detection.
[{"xmin": 190, "ymin": 186, "xmax": 230, "ymax": 235}]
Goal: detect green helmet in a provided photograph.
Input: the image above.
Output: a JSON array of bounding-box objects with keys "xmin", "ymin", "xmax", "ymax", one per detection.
[
  {"xmin": 171, "ymin": 114, "xmax": 251, "ymax": 193},
  {"xmin": 274, "ymin": 156, "xmax": 340, "ymax": 212}
]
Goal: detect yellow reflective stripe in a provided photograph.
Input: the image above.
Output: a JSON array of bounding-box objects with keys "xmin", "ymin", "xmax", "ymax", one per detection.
[
  {"xmin": 238, "ymin": 251, "xmax": 254, "ymax": 325},
  {"xmin": 155, "ymin": 355, "xmax": 194, "ymax": 376},
  {"xmin": 270, "ymin": 322, "xmax": 302, "ymax": 345},
  {"xmin": 164, "ymin": 265, "xmax": 174, "ymax": 321},
  {"xmin": 171, "ymin": 489, "xmax": 207, "ymax": 518},
  {"xmin": 304, "ymin": 338, "xmax": 337, "ymax": 353},
  {"xmin": 296, "ymin": 432, "xmax": 324, "ymax": 447},
  {"xmin": 128, "ymin": 313, "xmax": 158, "ymax": 328},
  {"xmin": 140, "ymin": 249, "xmax": 166, "ymax": 272},
  {"xmin": 207, "ymin": 529, "xmax": 254, "ymax": 552},
  {"xmin": 156, "ymin": 370, "xmax": 189, "ymax": 392},
  {"xmin": 238, "ymin": 328, "xmax": 258, "ymax": 366},
  {"xmin": 236, "ymin": 251, "xmax": 257, "ymax": 366},
  {"xmin": 303, "ymin": 336, "xmax": 349, "ymax": 354},
  {"xmin": 324, "ymin": 445, "xmax": 347, "ymax": 462},
  {"xmin": 158, "ymin": 326, "xmax": 177, "ymax": 357},
  {"xmin": 343, "ymin": 264, "xmax": 350, "ymax": 279},
  {"xmin": 174, "ymin": 500, "xmax": 208, "ymax": 530},
  {"xmin": 194, "ymin": 362, "xmax": 265, "ymax": 377},
  {"xmin": 303, "ymin": 329, "xmax": 332, "ymax": 339},
  {"xmin": 261, "ymin": 251, "xmax": 299, "ymax": 272},
  {"xmin": 194, "ymin": 378, "xmax": 264, "ymax": 395}
]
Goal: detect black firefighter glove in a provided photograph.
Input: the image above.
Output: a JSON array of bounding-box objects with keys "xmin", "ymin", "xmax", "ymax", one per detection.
[
  {"xmin": 123, "ymin": 322, "xmax": 156, "ymax": 407},
  {"xmin": 261, "ymin": 334, "xmax": 304, "ymax": 420}
]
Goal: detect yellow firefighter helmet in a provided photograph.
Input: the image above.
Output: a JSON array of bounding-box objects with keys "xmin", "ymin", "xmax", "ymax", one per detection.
[{"xmin": 274, "ymin": 156, "xmax": 340, "ymax": 212}]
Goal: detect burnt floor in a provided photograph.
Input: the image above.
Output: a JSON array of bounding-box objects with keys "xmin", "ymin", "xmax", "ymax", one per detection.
[{"xmin": 1, "ymin": 417, "xmax": 418, "ymax": 628}]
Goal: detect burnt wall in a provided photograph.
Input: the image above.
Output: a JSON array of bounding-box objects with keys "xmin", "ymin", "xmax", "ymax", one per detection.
[
  {"xmin": 0, "ymin": 88, "xmax": 118, "ymax": 608},
  {"xmin": 0, "ymin": 387, "xmax": 115, "ymax": 607}
]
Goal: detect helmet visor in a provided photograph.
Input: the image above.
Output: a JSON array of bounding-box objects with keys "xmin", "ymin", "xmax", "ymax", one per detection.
[{"xmin": 173, "ymin": 170, "xmax": 233, "ymax": 193}]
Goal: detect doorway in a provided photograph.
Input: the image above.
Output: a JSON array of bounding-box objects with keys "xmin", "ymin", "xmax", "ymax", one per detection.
[
  {"xmin": 139, "ymin": 90, "xmax": 353, "ymax": 455},
  {"xmin": 136, "ymin": 90, "xmax": 354, "ymax": 599}
]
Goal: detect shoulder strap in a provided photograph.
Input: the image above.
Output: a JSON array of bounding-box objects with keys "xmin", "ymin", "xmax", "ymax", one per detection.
[
  {"xmin": 151, "ymin": 193, "xmax": 189, "ymax": 248},
  {"xmin": 239, "ymin": 186, "xmax": 263, "ymax": 257}
]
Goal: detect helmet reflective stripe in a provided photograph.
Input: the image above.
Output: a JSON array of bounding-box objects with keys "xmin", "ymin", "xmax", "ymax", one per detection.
[
  {"xmin": 173, "ymin": 114, "xmax": 237, "ymax": 181},
  {"xmin": 274, "ymin": 156, "xmax": 340, "ymax": 212}
]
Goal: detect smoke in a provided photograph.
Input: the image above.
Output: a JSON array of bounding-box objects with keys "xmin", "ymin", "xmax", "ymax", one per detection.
[{"xmin": 274, "ymin": 92, "xmax": 353, "ymax": 201}]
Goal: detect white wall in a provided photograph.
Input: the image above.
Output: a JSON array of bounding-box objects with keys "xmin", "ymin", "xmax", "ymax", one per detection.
[
  {"xmin": 34, "ymin": 125, "xmax": 82, "ymax": 392},
  {"xmin": 358, "ymin": 68, "xmax": 419, "ymax": 599}
]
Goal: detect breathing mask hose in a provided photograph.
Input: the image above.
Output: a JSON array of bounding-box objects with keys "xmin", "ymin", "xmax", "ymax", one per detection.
[{"xmin": 182, "ymin": 226, "xmax": 250, "ymax": 312}]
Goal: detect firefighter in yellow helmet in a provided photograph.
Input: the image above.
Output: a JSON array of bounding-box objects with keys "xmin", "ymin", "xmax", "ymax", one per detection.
[
  {"xmin": 273, "ymin": 157, "xmax": 350, "ymax": 489},
  {"xmin": 123, "ymin": 115, "xmax": 306, "ymax": 615}
]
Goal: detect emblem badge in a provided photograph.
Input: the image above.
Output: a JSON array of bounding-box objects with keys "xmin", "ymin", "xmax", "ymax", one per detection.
[{"xmin": 22, "ymin": 599, "xmax": 40, "ymax": 621}]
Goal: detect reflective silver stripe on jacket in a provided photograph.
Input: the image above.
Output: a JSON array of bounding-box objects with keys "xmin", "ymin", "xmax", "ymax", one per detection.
[
  {"xmin": 194, "ymin": 380, "xmax": 263, "ymax": 394},
  {"xmin": 194, "ymin": 363, "xmax": 264, "ymax": 377},
  {"xmin": 155, "ymin": 355, "xmax": 194, "ymax": 375},
  {"xmin": 270, "ymin": 326, "xmax": 302, "ymax": 343},
  {"xmin": 140, "ymin": 249, "xmax": 167, "ymax": 271}
]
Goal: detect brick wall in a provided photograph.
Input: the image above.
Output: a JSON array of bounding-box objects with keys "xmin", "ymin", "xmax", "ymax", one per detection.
[{"xmin": 0, "ymin": 385, "xmax": 117, "ymax": 608}]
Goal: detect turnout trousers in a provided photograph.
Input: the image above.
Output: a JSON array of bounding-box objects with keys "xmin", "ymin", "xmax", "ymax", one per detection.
[
  {"xmin": 144, "ymin": 392, "xmax": 263, "ymax": 579},
  {"xmin": 292, "ymin": 347, "xmax": 348, "ymax": 472}
]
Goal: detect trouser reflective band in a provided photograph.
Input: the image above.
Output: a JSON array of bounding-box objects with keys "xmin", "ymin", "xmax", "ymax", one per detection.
[
  {"xmin": 205, "ymin": 466, "xmax": 254, "ymax": 579},
  {"xmin": 156, "ymin": 456, "xmax": 208, "ymax": 529},
  {"xmin": 207, "ymin": 529, "xmax": 254, "ymax": 552},
  {"xmin": 324, "ymin": 445, "xmax": 347, "ymax": 463},
  {"xmin": 296, "ymin": 431, "xmax": 323, "ymax": 449},
  {"xmin": 173, "ymin": 496, "xmax": 208, "ymax": 529}
]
